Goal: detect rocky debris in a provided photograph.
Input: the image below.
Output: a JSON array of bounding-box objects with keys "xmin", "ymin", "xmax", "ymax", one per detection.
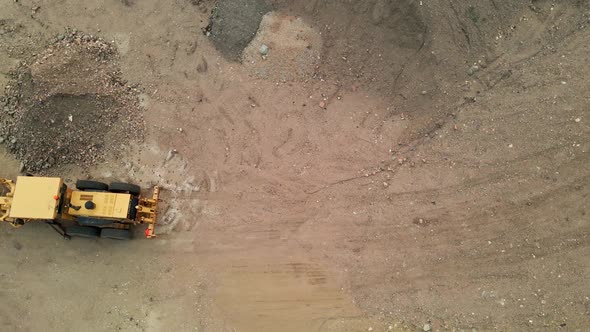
[
  {"xmin": 0, "ymin": 29, "xmax": 144, "ymax": 173},
  {"xmin": 259, "ymin": 44, "xmax": 269, "ymax": 55},
  {"xmin": 208, "ymin": 0, "xmax": 271, "ymax": 61}
]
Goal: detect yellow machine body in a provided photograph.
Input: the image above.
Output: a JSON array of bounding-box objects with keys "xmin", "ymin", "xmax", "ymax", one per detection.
[
  {"xmin": 1, "ymin": 176, "xmax": 160, "ymax": 238},
  {"xmin": 9, "ymin": 176, "xmax": 62, "ymax": 220},
  {"xmin": 68, "ymin": 191, "xmax": 131, "ymax": 219}
]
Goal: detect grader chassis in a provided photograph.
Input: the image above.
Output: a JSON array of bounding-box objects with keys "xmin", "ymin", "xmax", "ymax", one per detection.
[{"xmin": 0, "ymin": 176, "xmax": 160, "ymax": 240}]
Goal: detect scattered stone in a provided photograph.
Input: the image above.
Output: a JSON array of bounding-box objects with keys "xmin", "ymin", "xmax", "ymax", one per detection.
[
  {"xmin": 421, "ymin": 90, "xmax": 428, "ymax": 95},
  {"xmin": 467, "ymin": 65, "xmax": 480, "ymax": 76},
  {"xmin": 574, "ymin": 117, "xmax": 581, "ymax": 123},
  {"xmin": 0, "ymin": 28, "xmax": 144, "ymax": 173},
  {"xmin": 423, "ymin": 323, "xmax": 432, "ymax": 332},
  {"xmin": 0, "ymin": 137, "xmax": 4, "ymax": 144},
  {"xmin": 319, "ymin": 101, "xmax": 326, "ymax": 109},
  {"xmin": 259, "ymin": 44, "xmax": 269, "ymax": 55}
]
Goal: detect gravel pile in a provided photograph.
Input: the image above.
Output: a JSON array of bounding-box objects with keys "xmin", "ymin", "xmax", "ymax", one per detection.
[
  {"xmin": 0, "ymin": 29, "xmax": 144, "ymax": 173},
  {"xmin": 208, "ymin": 0, "xmax": 271, "ymax": 61}
]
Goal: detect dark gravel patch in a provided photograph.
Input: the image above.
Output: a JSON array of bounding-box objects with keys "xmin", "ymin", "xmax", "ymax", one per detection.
[
  {"xmin": 0, "ymin": 30, "xmax": 144, "ymax": 173},
  {"xmin": 208, "ymin": 0, "xmax": 271, "ymax": 61}
]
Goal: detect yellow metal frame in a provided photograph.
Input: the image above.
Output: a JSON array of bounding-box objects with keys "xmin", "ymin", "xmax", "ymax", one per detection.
[
  {"xmin": 136, "ymin": 186, "xmax": 160, "ymax": 238},
  {"xmin": 1, "ymin": 177, "xmax": 161, "ymax": 239},
  {"xmin": 0, "ymin": 178, "xmax": 16, "ymax": 225},
  {"xmin": 9, "ymin": 176, "xmax": 62, "ymax": 220},
  {"xmin": 68, "ymin": 191, "xmax": 131, "ymax": 219}
]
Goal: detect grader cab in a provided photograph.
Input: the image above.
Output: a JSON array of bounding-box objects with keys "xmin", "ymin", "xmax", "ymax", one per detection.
[{"xmin": 0, "ymin": 176, "xmax": 160, "ymax": 240}]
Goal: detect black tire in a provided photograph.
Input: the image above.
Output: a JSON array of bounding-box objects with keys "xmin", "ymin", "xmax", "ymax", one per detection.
[
  {"xmin": 109, "ymin": 182, "xmax": 141, "ymax": 196},
  {"xmin": 76, "ymin": 180, "xmax": 108, "ymax": 191},
  {"xmin": 77, "ymin": 217, "xmax": 115, "ymax": 226},
  {"xmin": 67, "ymin": 226, "xmax": 100, "ymax": 238},
  {"xmin": 101, "ymin": 228, "xmax": 132, "ymax": 240}
]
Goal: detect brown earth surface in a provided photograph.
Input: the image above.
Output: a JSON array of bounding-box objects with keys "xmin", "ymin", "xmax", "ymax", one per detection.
[{"xmin": 1, "ymin": 0, "xmax": 589, "ymax": 331}]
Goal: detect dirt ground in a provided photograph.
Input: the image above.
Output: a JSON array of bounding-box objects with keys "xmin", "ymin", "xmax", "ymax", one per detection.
[{"xmin": 1, "ymin": 0, "xmax": 589, "ymax": 331}]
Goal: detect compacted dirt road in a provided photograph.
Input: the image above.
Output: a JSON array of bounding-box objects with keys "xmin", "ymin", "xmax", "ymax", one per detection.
[{"xmin": 1, "ymin": 0, "xmax": 589, "ymax": 331}]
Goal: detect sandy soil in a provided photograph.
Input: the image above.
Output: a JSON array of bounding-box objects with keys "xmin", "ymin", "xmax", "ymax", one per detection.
[{"xmin": 1, "ymin": 0, "xmax": 589, "ymax": 331}]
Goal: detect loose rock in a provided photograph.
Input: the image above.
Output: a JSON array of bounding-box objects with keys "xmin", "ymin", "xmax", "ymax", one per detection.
[
  {"xmin": 0, "ymin": 29, "xmax": 144, "ymax": 173},
  {"xmin": 467, "ymin": 65, "xmax": 480, "ymax": 76}
]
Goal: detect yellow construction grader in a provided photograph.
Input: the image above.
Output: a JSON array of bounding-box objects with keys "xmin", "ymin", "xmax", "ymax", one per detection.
[{"xmin": 0, "ymin": 176, "xmax": 159, "ymax": 240}]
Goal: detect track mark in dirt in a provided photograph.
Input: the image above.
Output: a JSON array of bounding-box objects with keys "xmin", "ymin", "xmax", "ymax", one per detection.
[
  {"xmin": 202, "ymin": 171, "xmax": 219, "ymax": 193},
  {"xmin": 169, "ymin": 41, "xmax": 180, "ymax": 68},
  {"xmin": 391, "ymin": 25, "xmax": 428, "ymax": 92},
  {"xmin": 358, "ymin": 111, "xmax": 372, "ymax": 128},
  {"xmin": 272, "ymin": 128, "xmax": 293, "ymax": 158},
  {"xmin": 306, "ymin": 164, "xmax": 398, "ymax": 195},
  {"xmin": 217, "ymin": 106, "xmax": 235, "ymax": 125},
  {"xmin": 214, "ymin": 257, "xmax": 362, "ymax": 332}
]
